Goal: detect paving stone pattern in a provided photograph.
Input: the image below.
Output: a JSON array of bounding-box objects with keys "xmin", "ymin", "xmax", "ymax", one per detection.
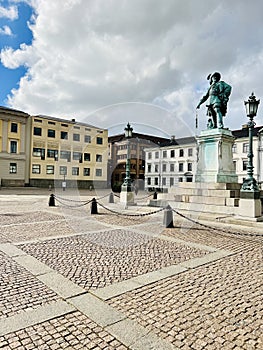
[
  {"xmin": 0, "ymin": 251, "xmax": 59, "ymax": 319},
  {"xmin": 18, "ymin": 229, "xmax": 207, "ymax": 290},
  {"xmin": 163, "ymin": 219, "xmax": 263, "ymax": 253},
  {"xmin": 108, "ymin": 245, "xmax": 263, "ymax": 349},
  {"xmin": 0, "ymin": 311, "xmax": 128, "ymax": 350}
]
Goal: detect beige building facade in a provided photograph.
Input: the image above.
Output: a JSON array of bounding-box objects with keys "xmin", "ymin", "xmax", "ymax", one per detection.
[
  {"xmin": 29, "ymin": 115, "xmax": 108, "ymax": 188},
  {"xmin": 0, "ymin": 107, "xmax": 30, "ymax": 187}
]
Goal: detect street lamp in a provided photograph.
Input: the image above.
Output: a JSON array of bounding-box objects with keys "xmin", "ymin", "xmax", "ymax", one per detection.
[
  {"xmin": 240, "ymin": 92, "xmax": 260, "ymax": 198},
  {"xmin": 121, "ymin": 122, "xmax": 133, "ymax": 192}
]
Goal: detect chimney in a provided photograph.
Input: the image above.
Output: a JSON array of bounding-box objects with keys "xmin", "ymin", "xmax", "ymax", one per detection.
[{"xmin": 242, "ymin": 124, "xmax": 248, "ymax": 129}]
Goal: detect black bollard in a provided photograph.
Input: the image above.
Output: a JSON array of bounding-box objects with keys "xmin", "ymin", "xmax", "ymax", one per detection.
[
  {"xmin": 49, "ymin": 194, "xmax": 55, "ymax": 207},
  {"xmin": 163, "ymin": 205, "xmax": 174, "ymax": 228},
  {"xmin": 153, "ymin": 191, "xmax": 158, "ymax": 200},
  {"xmin": 109, "ymin": 192, "xmax": 114, "ymax": 203},
  {"xmin": 91, "ymin": 198, "xmax": 98, "ymax": 214}
]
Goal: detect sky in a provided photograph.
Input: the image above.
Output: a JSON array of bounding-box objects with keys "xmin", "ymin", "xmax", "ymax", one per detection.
[{"xmin": 1, "ymin": 0, "xmax": 263, "ymax": 138}]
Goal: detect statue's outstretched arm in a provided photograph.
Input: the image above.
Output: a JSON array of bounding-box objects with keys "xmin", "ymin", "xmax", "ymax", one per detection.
[{"xmin": 196, "ymin": 92, "xmax": 208, "ymax": 109}]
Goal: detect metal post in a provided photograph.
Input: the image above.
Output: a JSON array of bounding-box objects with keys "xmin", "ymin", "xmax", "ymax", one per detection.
[
  {"xmin": 48, "ymin": 194, "xmax": 55, "ymax": 207},
  {"xmin": 163, "ymin": 205, "xmax": 174, "ymax": 228},
  {"xmin": 91, "ymin": 198, "xmax": 98, "ymax": 214}
]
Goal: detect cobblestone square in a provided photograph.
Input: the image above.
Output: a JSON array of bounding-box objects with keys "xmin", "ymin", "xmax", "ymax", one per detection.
[{"xmin": 0, "ymin": 190, "xmax": 262, "ymax": 349}]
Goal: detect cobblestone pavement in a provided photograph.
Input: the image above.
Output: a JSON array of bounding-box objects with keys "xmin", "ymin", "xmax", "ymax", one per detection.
[
  {"xmin": 0, "ymin": 190, "xmax": 262, "ymax": 349},
  {"xmin": 108, "ymin": 245, "xmax": 263, "ymax": 349},
  {"xmin": 0, "ymin": 311, "xmax": 128, "ymax": 350},
  {"xmin": 0, "ymin": 251, "xmax": 59, "ymax": 319},
  {"xmin": 18, "ymin": 229, "xmax": 207, "ymax": 290}
]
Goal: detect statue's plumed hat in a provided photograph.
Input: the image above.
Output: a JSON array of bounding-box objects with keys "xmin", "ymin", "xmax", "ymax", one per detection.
[{"xmin": 207, "ymin": 72, "xmax": 221, "ymax": 83}]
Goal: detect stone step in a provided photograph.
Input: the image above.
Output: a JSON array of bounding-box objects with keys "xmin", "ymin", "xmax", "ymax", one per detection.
[
  {"xmin": 170, "ymin": 187, "xmax": 240, "ymax": 198},
  {"xmin": 177, "ymin": 194, "xmax": 239, "ymax": 206},
  {"xmin": 171, "ymin": 182, "xmax": 242, "ymax": 190}
]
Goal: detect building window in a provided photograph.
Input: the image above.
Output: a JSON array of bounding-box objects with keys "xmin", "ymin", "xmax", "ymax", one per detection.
[
  {"xmin": 170, "ymin": 164, "xmax": 175, "ymax": 172},
  {"xmin": 154, "ymin": 177, "xmax": 158, "ymax": 186},
  {"xmin": 233, "ymin": 161, "xmax": 237, "ymax": 171},
  {"xmin": 147, "ymin": 164, "xmax": 151, "ymax": 172},
  {"xmin": 243, "ymin": 143, "xmax": 249, "ymax": 153},
  {"xmin": 178, "ymin": 177, "xmax": 183, "ymax": 182},
  {"xmin": 179, "ymin": 149, "xmax": 184, "ymax": 157},
  {"xmin": 162, "ymin": 163, "xmax": 167, "ymax": 172},
  {"xmin": 61, "ymin": 131, "xmax": 68, "ymax": 140},
  {"xmin": 34, "ymin": 127, "xmax": 42, "ymax": 136},
  {"xmin": 162, "ymin": 177, "xmax": 166, "ymax": 186},
  {"xmin": 72, "ymin": 167, "xmax": 79, "ymax": 176},
  {"xmin": 11, "ymin": 123, "xmax": 18, "ymax": 133},
  {"xmin": 73, "ymin": 152, "xmax": 82, "ymax": 161},
  {"xmin": 83, "ymin": 168, "xmax": 90, "ymax": 176},
  {"xmin": 10, "ymin": 141, "xmax": 17, "ymax": 153},
  {"xmin": 32, "ymin": 164, "xmax": 41, "ymax": 174},
  {"xmin": 97, "ymin": 137, "xmax": 103, "ymax": 145},
  {"xmin": 48, "ymin": 121, "xmax": 56, "ymax": 125},
  {"xmin": 163, "ymin": 150, "xmax": 167, "ymax": 158},
  {"xmin": 179, "ymin": 163, "xmax": 184, "ymax": 172},
  {"xmin": 33, "ymin": 148, "xmax": 45, "ymax": 157},
  {"xmin": 96, "ymin": 169, "xmax": 102, "ymax": 176},
  {"xmin": 34, "ymin": 119, "xmax": 42, "ymax": 123},
  {"xmin": 243, "ymin": 160, "xmax": 248, "ymax": 171},
  {"xmin": 60, "ymin": 166, "xmax": 67, "ymax": 175},
  {"xmin": 46, "ymin": 165, "xmax": 54, "ymax": 174},
  {"xmin": 148, "ymin": 152, "xmax": 152, "ymax": 160},
  {"xmin": 232, "ymin": 143, "xmax": 237, "ymax": 153},
  {"xmin": 47, "ymin": 149, "xmax": 58, "ymax": 160},
  {"xmin": 60, "ymin": 150, "xmax": 71, "ymax": 162},
  {"xmin": 85, "ymin": 135, "xmax": 91, "ymax": 143},
  {"xmin": 48, "ymin": 129, "xmax": 56, "ymax": 138},
  {"xmin": 155, "ymin": 151, "xmax": 159, "ymax": 159},
  {"xmin": 9, "ymin": 163, "xmax": 17, "ymax": 174},
  {"xmin": 187, "ymin": 163, "xmax": 192, "ymax": 171},
  {"xmin": 188, "ymin": 148, "xmax": 193, "ymax": 157},
  {"xmin": 155, "ymin": 164, "xmax": 159, "ymax": 172},
  {"xmin": 147, "ymin": 178, "xmax": 151, "ymax": 185},
  {"xmin": 171, "ymin": 150, "xmax": 175, "ymax": 158},
  {"xmin": 73, "ymin": 133, "xmax": 80, "ymax": 141},
  {"xmin": 84, "ymin": 153, "xmax": 91, "ymax": 161},
  {"xmin": 96, "ymin": 154, "xmax": 102, "ymax": 162},
  {"xmin": 170, "ymin": 177, "xmax": 174, "ymax": 186}
]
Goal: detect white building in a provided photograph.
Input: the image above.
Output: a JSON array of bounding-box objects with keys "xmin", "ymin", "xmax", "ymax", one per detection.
[{"xmin": 145, "ymin": 126, "xmax": 263, "ymax": 191}]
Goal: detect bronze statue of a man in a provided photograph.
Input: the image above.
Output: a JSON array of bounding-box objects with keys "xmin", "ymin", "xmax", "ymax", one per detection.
[{"xmin": 196, "ymin": 72, "xmax": 232, "ymax": 129}]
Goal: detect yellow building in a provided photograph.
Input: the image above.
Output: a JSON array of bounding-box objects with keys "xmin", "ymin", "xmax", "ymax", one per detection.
[
  {"xmin": 30, "ymin": 115, "xmax": 108, "ymax": 188},
  {"xmin": 0, "ymin": 107, "xmax": 30, "ymax": 186}
]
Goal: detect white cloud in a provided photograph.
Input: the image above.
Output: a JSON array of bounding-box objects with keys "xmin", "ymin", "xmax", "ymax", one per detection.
[
  {"xmin": 0, "ymin": 25, "xmax": 12, "ymax": 36},
  {"xmin": 0, "ymin": 4, "xmax": 18, "ymax": 20},
  {"xmin": 1, "ymin": 0, "xmax": 263, "ymax": 136}
]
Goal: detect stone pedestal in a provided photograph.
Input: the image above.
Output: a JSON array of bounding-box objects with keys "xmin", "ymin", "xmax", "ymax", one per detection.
[
  {"xmin": 120, "ymin": 190, "xmax": 135, "ymax": 206},
  {"xmin": 238, "ymin": 198, "xmax": 262, "ymax": 219},
  {"xmin": 195, "ymin": 128, "xmax": 238, "ymax": 183}
]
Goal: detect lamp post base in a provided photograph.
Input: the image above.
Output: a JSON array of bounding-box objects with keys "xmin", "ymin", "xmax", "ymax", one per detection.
[{"xmin": 120, "ymin": 184, "xmax": 135, "ymax": 206}]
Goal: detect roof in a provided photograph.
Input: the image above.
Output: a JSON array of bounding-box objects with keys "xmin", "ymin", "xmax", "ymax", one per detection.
[
  {"xmin": 232, "ymin": 125, "xmax": 263, "ymax": 138},
  {"xmin": 0, "ymin": 106, "xmax": 30, "ymax": 117},
  {"xmin": 33, "ymin": 114, "xmax": 106, "ymax": 131},
  {"xmin": 108, "ymin": 132, "xmax": 170, "ymax": 144},
  {"xmin": 159, "ymin": 136, "xmax": 196, "ymax": 147}
]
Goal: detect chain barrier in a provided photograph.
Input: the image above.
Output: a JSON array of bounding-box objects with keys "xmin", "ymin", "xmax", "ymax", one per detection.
[
  {"xmin": 113, "ymin": 193, "xmax": 120, "ymax": 198},
  {"xmin": 172, "ymin": 208, "xmax": 263, "ymax": 238},
  {"xmin": 54, "ymin": 195, "xmax": 93, "ymax": 208},
  {"xmin": 97, "ymin": 201, "xmax": 165, "ymax": 217},
  {"xmin": 135, "ymin": 194, "xmax": 152, "ymax": 201},
  {"xmin": 54, "ymin": 194, "xmax": 91, "ymax": 203}
]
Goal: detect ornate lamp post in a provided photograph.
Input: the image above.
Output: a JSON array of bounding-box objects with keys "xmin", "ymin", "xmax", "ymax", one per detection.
[
  {"xmin": 240, "ymin": 92, "xmax": 260, "ymax": 198},
  {"xmin": 120, "ymin": 123, "xmax": 135, "ymax": 206},
  {"xmin": 121, "ymin": 122, "xmax": 133, "ymax": 192}
]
